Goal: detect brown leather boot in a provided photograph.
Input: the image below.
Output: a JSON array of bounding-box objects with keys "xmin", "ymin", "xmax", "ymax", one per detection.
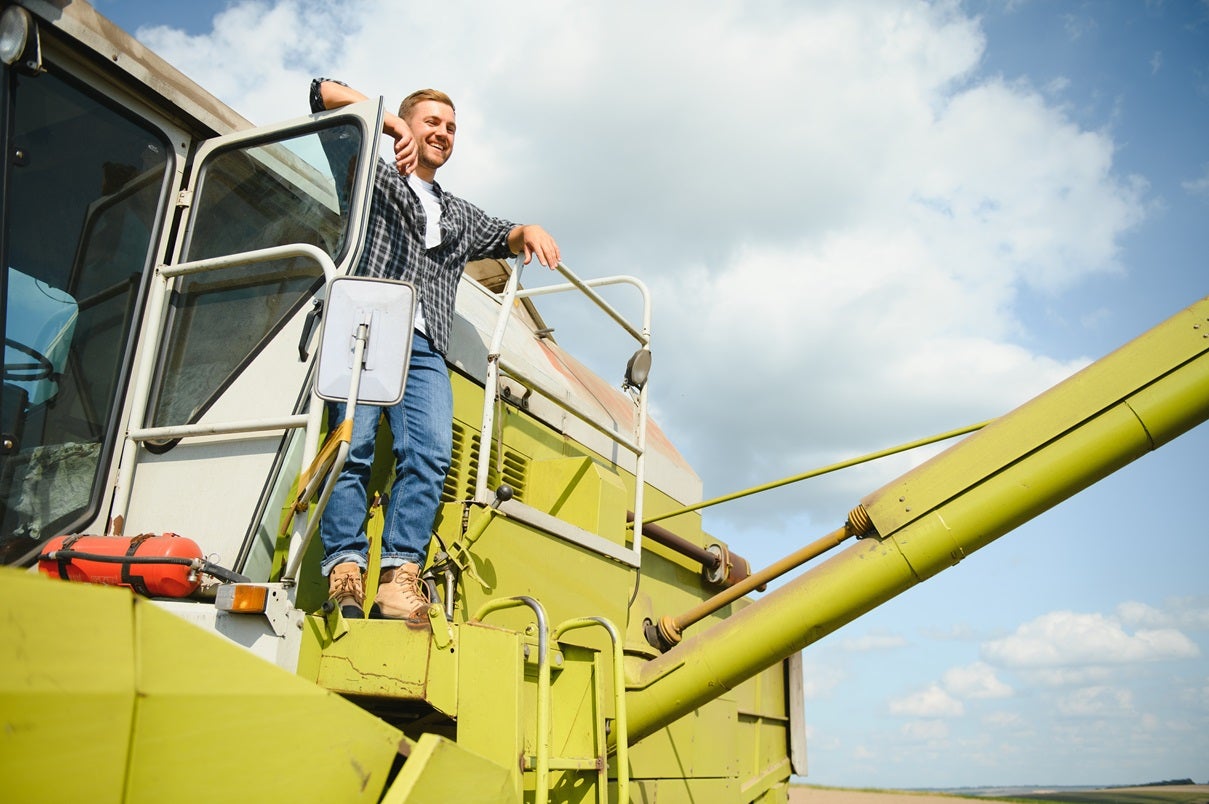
[
  {"xmin": 328, "ymin": 562, "xmax": 365, "ymax": 619},
  {"xmin": 371, "ymin": 562, "xmax": 429, "ymax": 621}
]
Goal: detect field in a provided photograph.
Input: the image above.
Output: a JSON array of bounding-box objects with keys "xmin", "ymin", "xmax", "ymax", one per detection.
[{"xmin": 790, "ymin": 784, "xmax": 1209, "ymax": 804}]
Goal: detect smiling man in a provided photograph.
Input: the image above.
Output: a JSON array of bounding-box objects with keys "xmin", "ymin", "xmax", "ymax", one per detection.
[{"xmin": 309, "ymin": 78, "xmax": 559, "ymax": 621}]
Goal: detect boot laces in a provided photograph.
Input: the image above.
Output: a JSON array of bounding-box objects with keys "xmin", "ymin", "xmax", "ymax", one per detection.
[{"xmin": 394, "ymin": 565, "xmax": 430, "ymax": 610}]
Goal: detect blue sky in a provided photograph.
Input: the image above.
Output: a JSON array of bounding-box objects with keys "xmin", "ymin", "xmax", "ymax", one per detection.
[{"xmin": 95, "ymin": 0, "xmax": 1208, "ymax": 791}]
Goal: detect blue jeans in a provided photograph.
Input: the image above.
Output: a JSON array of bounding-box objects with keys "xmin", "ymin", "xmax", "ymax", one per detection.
[{"xmin": 319, "ymin": 330, "xmax": 452, "ymax": 576}]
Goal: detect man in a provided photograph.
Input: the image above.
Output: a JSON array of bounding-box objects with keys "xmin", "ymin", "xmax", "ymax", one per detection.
[{"xmin": 311, "ymin": 78, "xmax": 560, "ymax": 620}]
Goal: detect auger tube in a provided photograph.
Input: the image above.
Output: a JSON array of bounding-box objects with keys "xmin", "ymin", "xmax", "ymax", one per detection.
[{"xmin": 621, "ymin": 296, "xmax": 1209, "ymax": 746}]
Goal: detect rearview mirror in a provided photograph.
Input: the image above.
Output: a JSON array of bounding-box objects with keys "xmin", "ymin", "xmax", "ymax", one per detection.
[{"xmin": 314, "ymin": 276, "xmax": 415, "ymax": 406}]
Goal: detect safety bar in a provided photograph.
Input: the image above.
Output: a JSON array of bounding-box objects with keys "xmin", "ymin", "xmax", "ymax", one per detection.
[
  {"xmin": 498, "ymin": 357, "xmax": 642, "ymax": 453},
  {"xmin": 473, "ymin": 596, "xmax": 552, "ymax": 804},
  {"xmin": 474, "ymin": 258, "xmax": 653, "ymax": 559},
  {"xmin": 550, "ymin": 617, "xmax": 629, "ymax": 804},
  {"xmin": 110, "ymin": 244, "xmax": 337, "ymax": 533},
  {"xmin": 282, "ymin": 320, "xmax": 371, "ymax": 581}
]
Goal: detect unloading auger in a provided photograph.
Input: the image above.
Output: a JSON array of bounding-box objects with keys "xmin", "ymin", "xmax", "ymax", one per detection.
[{"xmin": 621, "ymin": 295, "xmax": 1209, "ymax": 745}]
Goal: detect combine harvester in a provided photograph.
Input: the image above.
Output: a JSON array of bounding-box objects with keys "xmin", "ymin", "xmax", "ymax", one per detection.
[{"xmin": 2, "ymin": 2, "xmax": 1206, "ymax": 801}]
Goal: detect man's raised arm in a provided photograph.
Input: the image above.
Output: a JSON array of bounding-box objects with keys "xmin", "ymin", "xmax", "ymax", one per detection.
[{"xmin": 314, "ymin": 79, "xmax": 417, "ymax": 176}]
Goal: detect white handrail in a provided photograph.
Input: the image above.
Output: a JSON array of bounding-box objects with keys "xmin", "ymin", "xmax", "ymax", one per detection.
[
  {"xmin": 109, "ymin": 243, "xmax": 337, "ymax": 533},
  {"xmin": 473, "ymin": 258, "xmax": 652, "ymax": 560}
]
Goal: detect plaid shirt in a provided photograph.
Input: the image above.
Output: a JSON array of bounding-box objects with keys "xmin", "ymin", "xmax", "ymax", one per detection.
[{"xmin": 311, "ymin": 79, "xmax": 515, "ymax": 354}]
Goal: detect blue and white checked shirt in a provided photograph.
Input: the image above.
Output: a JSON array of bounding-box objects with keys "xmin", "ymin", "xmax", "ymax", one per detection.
[{"xmin": 311, "ymin": 78, "xmax": 516, "ymax": 355}]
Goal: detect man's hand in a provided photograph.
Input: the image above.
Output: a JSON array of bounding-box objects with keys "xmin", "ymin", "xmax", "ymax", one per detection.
[
  {"xmin": 385, "ymin": 115, "xmax": 418, "ymax": 176},
  {"xmin": 508, "ymin": 224, "xmax": 561, "ymax": 269},
  {"xmin": 318, "ymin": 81, "xmax": 418, "ymax": 176}
]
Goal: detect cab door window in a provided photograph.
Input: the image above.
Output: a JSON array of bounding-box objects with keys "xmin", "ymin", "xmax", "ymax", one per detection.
[
  {"xmin": 149, "ymin": 127, "xmax": 361, "ymax": 427},
  {"xmin": 1, "ymin": 67, "xmax": 171, "ymax": 561}
]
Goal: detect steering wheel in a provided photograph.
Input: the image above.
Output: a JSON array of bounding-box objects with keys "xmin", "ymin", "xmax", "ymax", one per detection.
[{"xmin": 4, "ymin": 337, "xmax": 55, "ymax": 382}]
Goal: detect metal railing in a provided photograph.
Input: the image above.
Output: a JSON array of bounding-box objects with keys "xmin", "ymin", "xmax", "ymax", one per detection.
[
  {"xmin": 474, "ymin": 257, "xmax": 653, "ymax": 558},
  {"xmin": 474, "ymin": 596, "xmax": 629, "ymax": 804},
  {"xmin": 111, "ymin": 244, "xmax": 336, "ymax": 538}
]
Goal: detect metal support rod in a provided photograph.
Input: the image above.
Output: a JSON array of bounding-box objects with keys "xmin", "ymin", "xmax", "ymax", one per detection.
[
  {"xmin": 474, "ymin": 257, "xmax": 526, "ymax": 504},
  {"xmin": 517, "ymin": 272, "xmax": 651, "ymax": 345},
  {"xmin": 641, "ymin": 419, "xmax": 992, "ymax": 527},
  {"xmin": 126, "ymin": 414, "xmax": 309, "ymax": 441},
  {"xmin": 652, "ymin": 522, "xmax": 855, "ymax": 649},
  {"xmin": 284, "ymin": 321, "xmax": 368, "ymax": 581},
  {"xmin": 629, "ymin": 513, "xmax": 718, "ymax": 568},
  {"xmin": 626, "ymin": 512, "xmax": 754, "ymax": 588}
]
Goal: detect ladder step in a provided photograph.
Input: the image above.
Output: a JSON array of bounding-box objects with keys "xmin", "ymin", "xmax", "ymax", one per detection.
[{"xmin": 523, "ymin": 756, "xmax": 604, "ymax": 772}]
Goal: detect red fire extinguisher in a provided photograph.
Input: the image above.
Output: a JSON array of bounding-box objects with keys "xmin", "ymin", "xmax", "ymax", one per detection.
[{"xmin": 38, "ymin": 533, "xmax": 206, "ymax": 598}]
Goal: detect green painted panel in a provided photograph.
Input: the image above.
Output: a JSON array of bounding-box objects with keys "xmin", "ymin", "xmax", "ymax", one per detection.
[
  {"xmin": 527, "ymin": 456, "xmax": 627, "ymax": 544},
  {"xmin": 626, "ymin": 696, "xmax": 739, "ymax": 780},
  {"xmin": 456, "ymin": 624, "xmax": 525, "ymax": 798},
  {"xmin": 128, "ymin": 598, "xmax": 402, "ymax": 803},
  {"xmin": 0, "ymin": 568, "xmax": 135, "ymax": 803},
  {"xmin": 382, "ymin": 733, "xmax": 519, "ymax": 804}
]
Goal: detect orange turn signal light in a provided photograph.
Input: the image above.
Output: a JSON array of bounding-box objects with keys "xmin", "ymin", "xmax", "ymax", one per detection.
[{"xmin": 215, "ymin": 583, "xmax": 269, "ymax": 614}]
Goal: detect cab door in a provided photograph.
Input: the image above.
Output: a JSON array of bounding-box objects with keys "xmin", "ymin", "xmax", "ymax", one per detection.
[
  {"xmin": 112, "ymin": 100, "xmax": 384, "ymax": 580},
  {"xmin": 1, "ymin": 50, "xmax": 186, "ymax": 564}
]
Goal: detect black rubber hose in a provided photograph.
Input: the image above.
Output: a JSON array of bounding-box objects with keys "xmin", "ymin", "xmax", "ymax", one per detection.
[{"xmin": 39, "ymin": 550, "xmax": 250, "ymax": 584}]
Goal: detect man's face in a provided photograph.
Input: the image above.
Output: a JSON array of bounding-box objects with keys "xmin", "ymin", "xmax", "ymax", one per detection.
[{"xmin": 406, "ymin": 99, "xmax": 456, "ymax": 173}]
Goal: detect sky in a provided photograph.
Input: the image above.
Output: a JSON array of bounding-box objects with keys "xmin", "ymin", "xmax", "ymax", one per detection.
[{"xmin": 95, "ymin": 0, "xmax": 1209, "ymax": 791}]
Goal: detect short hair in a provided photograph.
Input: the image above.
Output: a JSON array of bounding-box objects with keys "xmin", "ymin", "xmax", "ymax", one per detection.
[{"xmin": 399, "ymin": 89, "xmax": 455, "ymax": 120}]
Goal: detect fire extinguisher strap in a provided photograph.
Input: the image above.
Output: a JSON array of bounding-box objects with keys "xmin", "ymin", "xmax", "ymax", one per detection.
[
  {"xmin": 53, "ymin": 534, "xmax": 87, "ymax": 580},
  {"xmin": 121, "ymin": 534, "xmax": 155, "ymax": 597}
]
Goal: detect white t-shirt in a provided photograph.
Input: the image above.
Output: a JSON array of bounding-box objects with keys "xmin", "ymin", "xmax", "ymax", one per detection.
[{"xmin": 407, "ymin": 173, "xmax": 443, "ymax": 334}]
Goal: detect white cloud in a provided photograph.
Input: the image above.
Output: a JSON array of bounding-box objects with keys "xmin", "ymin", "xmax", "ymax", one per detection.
[
  {"xmin": 1115, "ymin": 600, "xmax": 1169, "ymax": 628},
  {"xmin": 1055, "ymin": 685, "xmax": 1134, "ymax": 718},
  {"xmin": 901, "ymin": 719, "xmax": 950, "ymax": 741},
  {"xmin": 801, "ymin": 658, "xmax": 847, "ymax": 701},
  {"xmin": 1020, "ymin": 666, "xmax": 1112, "ymax": 688},
  {"xmin": 943, "ymin": 661, "xmax": 1013, "ymax": 699},
  {"xmin": 1181, "ymin": 164, "xmax": 1209, "ymax": 196},
  {"xmin": 1116, "ymin": 598, "xmax": 1209, "ymax": 632},
  {"xmin": 981, "ymin": 610, "xmax": 1201, "ymax": 668},
  {"xmin": 982, "ymin": 710, "xmax": 1024, "ymax": 728},
  {"xmin": 134, "ymin": 1, "xmax": 1149, "ymax": 520},
  {"xmin": 889, "ymin": 684, "xmax": 965, "ymax": 717}
]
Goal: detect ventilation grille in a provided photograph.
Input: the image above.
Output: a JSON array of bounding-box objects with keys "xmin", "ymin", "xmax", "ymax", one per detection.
[{"xmin": 443, "ymin": 419, "xmax": 528, "ymax": 503}]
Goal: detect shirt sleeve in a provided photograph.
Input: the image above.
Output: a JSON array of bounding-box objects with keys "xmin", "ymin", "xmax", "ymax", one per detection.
[
  {"xmin": 459, "ymin": 199, "xmax": 516, "ymax": 262},
  {"xmin": 309, "ymin": 77, "xmax": 359, "ymax": 215},
  {"xmin": 309, "ymin": 77, "xmax": 349, "ymax": 113}
]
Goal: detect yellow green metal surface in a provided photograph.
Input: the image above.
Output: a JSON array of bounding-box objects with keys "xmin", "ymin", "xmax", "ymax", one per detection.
[
  {"xmin": 0, "ymin": 567, "xmax": 135, "ymax": 802},
  {"xmin": 381, "ymin": 733, "xmax": 520, "ymax": 803},
  {"xmin": 0, "ymin": 566, "xmax": 404, "ymax": 803},
  {"xmin": 275, "ymin": 353, "xmax": 799, "ymax": 800}
]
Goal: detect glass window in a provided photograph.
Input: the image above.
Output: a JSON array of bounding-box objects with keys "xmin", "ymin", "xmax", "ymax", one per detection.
[
  {"xmin": 1, "ymin": 68, "xmax": 171, "ymax": 561},
  {"xmin": 150, "ymin": 126, "xmax": 360, "ymax": 427}
]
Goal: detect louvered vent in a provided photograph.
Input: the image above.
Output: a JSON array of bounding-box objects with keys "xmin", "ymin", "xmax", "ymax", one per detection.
[
  {"xmin": 443, "ymin": 420, "xmax": 528, "ymax": 503},
  {"xmin": 441, "ymin": 420, "xmax": 471, "ymax": 503}
]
